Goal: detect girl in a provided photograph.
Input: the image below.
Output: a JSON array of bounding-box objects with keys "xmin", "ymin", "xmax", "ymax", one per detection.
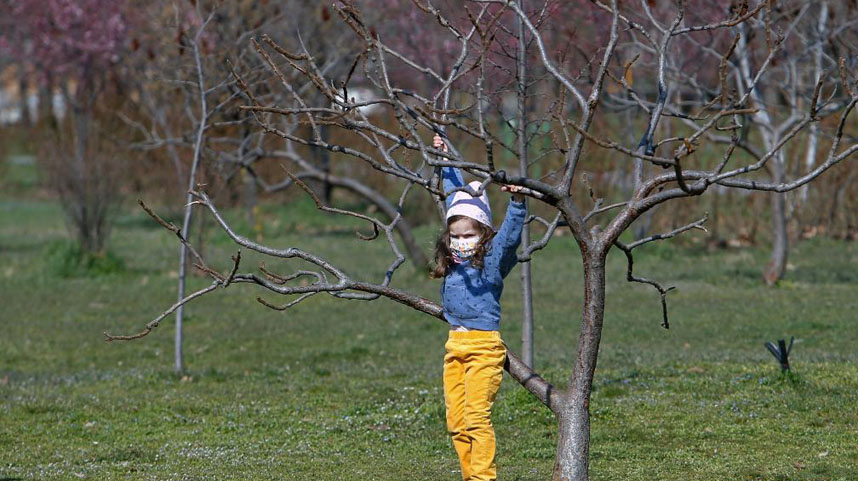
[{"xmin": 431, "ymin": 134, "xmax": 525, "ymax": 481}]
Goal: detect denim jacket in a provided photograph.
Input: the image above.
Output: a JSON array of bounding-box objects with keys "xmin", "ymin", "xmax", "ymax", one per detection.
[{"xmin": 440, "ymin": 167, "xmax": 526, "ymax": 331}]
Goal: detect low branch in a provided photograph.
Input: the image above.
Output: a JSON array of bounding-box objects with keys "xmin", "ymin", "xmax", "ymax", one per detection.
[
  {"xmin": 104, "ymin": 282, "xmax": 220, "ymax": 341},
  {"xmin": 113, "ymin": 186, "xmax": 562, "ymax": 412}
]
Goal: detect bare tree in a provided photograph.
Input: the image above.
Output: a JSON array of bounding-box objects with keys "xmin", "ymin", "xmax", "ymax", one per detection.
[
  {"xmin": 122, "ymin": 2, "xmax": 435, "ymax": 375},
  {"xmin": 655, "ymin": 0, "xmax": 857, "ymax": 283},
  {"xmin": 122, "ymin": 1, "xmax": 283, "ymax": 374},
  {"xmin": 109, "ymin": 1, "xmax": 858, "ymax": 480}
]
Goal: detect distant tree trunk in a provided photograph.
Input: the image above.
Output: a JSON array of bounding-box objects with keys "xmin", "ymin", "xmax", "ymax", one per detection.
[
  {"xmin": 38, "ymin": 73, "xmax": 54, "ymax": 128},
  {"xmin": 63, "ymin": 76, "xmax": 108, "ymax": 254},
  {"xmin": 825, "ymin": 168, "xmax": 854, "ymax": 234},
  {"xmin": 239, "ymin": 126, "xmax": 258, "ymax": 225},
  {"xmin": 317, "ymin": 124, "xmax": 333, "ymax": 204},
  {"xmin": 18, "ymin": 67, "xmax": 32, "ymax": 126},
  {"xmin": 517, "ymin": 0, "xmax": 534, "ymax": 368},
  {"xmin": 243, "ymin": 168, "xmax": 258, "ymax": 224},
  {"xmin": 706, "ymin": 186, "xmax": 721, "ymax": 249},
  {"xmin": 764, "ymin": 154, "xmax": 788, "ymax": 285},
  {"xmin": 737, "ymin": 26, "xmax": 790, "ymax": 285},
  {"xmin": 175, "ymin": 38, "xmax": 209, "ymax": 376},
  {"xmin": 799, "ymin": 0, "xmax": 827, "ymax": 204}
]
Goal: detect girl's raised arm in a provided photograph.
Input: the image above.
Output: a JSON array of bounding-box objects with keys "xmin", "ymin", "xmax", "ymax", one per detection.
[
  {"xmin": 433, "ymin": 134, "xmax": 465, "ymax": 208},
  {"xmin": 490, "ymin": 196, "xmax": 526, "ymax": 279}
]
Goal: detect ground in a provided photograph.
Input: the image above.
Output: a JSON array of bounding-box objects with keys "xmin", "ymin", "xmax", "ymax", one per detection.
[{"xmin": 1, "ymin": 160, "xmax": 857, "ymax": 480}]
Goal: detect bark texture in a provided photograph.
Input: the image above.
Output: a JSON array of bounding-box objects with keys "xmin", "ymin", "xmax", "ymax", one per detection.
[{"xmin": 553, "ymin": 252, "xmax": 606, "ymax": 481}]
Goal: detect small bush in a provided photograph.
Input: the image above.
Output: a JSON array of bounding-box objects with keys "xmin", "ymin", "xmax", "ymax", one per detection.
[{"xmin": 43, "ymin": 240, "xmax": 125, "ymax": 278}]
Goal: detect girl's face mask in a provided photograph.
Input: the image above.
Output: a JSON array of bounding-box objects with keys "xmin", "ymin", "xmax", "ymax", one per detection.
[{"xmin": 449, "ymin": 235, "xmax": 481, "ymax": 261}]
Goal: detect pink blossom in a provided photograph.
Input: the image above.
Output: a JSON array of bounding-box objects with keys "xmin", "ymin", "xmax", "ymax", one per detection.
[{"xmin": 2, "ymin": 0, "xmax": 130, "ymax": 81}]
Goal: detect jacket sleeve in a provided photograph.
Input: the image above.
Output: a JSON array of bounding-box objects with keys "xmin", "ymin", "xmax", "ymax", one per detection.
[
  {"xmin": 487, "ymin": 199, "xmax": 526, "ymax": 280},
  {"xmin": 442, "ymin": 167, "xmax": 465, "ymax": 209}
]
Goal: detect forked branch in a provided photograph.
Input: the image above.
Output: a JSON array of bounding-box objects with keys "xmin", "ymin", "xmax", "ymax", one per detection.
[{"xmin": 613, "ymin": 215, "xmax": 708, "ymax": 329}]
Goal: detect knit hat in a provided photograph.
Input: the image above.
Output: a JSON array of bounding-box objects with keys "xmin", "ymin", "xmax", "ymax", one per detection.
[{"xmin": 446, "ymin": 181, "xmax": 493, "ymax": 228}]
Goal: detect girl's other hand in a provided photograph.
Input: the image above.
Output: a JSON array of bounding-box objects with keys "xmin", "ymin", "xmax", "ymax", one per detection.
[
  {"xmin": 501, "ymin": 184, "xmax": 525, "ymax": 202},
  {"xmin": 433, "ymin": 134, "xmax": 448, "ymax": 153}
]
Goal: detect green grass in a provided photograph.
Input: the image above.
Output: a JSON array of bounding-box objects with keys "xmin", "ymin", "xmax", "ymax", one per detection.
[{"xmin": 2, "ymin": 179, "xmax": 858, "ymax": 480}]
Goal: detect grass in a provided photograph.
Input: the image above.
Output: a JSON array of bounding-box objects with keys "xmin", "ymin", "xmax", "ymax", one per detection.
[{"xmin": 2, "ymin": 166, "xmax": 858, "ymax": 480}]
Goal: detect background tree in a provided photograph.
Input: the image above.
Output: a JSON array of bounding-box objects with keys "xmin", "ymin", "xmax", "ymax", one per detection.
[
  {"xmin": 120, "ymin": 0, "xmax": 293, "ymax": 374},
  {"xmin": 725, "ymin": 1, "xmax": 856, "ymax": 284},
  {"xmin": 121, "ymin": 1, "xmax": 437, "ymax": 374},
  {"xmin": 1, "ymin": 0, "xmax": 135, "ymax": 255}
]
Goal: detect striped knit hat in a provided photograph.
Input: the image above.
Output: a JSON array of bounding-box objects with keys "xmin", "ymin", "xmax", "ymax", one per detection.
[{"xmin": 446, "ymin": 181, "xmax": 493, "ymax": 228}]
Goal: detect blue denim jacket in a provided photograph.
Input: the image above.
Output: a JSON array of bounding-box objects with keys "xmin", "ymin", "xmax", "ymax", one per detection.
[{"xmin": 440, "ymin": 167, "xmax": 526, "ymax": 331}]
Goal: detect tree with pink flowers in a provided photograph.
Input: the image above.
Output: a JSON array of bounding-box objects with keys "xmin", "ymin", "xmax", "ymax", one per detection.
[{"xmin": 1, "ymin": 0, "xmax": 133, "ymax": 254}]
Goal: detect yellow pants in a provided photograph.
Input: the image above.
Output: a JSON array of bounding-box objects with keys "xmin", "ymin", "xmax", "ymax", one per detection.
[{"xmin": 443, "ymin": 330, "xmax": 506, "ymax": 481}]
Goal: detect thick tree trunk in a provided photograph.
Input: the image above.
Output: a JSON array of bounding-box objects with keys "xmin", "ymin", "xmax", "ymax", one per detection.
[{"xmin": 553, "ymin": 253, "xmax": 606, "ymax": 481}]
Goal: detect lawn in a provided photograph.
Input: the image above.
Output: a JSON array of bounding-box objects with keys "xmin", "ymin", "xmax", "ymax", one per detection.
[{"xmin": 1, "ymin": 171, "xmax": 857, "ymax": 480}]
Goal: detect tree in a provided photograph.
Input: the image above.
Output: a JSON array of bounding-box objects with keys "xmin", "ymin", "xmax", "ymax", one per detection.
[
  {"xmin": 108, "ymin": 1, "xmax": 858, "ymax": 479},
  {"xmin": 122, "ymin": 1, "xmax": 436, "ymax": 374},
  {"xmin": 1, "ymin": 0, "xmax": 134, "ymax": 254},
  {"xmin": 724, "ymin": 1, "xmax": 856, "ymax": 284}
]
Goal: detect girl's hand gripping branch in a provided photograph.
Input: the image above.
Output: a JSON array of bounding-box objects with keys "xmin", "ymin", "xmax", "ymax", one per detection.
[
  {"xmin": 501, "ymin": 185, "xmax": 525, "ymax": 203},
  {"xmin": 433, "ymin": 133, "xmax": 448, "ymax": 153}
]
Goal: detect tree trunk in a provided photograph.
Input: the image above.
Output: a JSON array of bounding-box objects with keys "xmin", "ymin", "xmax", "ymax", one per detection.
[
  {"xmin": 243, "ymin": 168, "xmax": 258, "ymax": 225},
  {"xmin": 519, "ymin": 209, "xmax": 535, "ymax": 367},
  {"xmin": 764, "ymin": 155, "xmax": 788, "ymax": 285},
  {"xmin": 825, "ymin": 169, "xmax": 853, "ymax": 234},
  {"xmin": 317, "ymin": 124, "xmax": 333, "ymax": 204},
  {"xmin": 517, "ymin": 0, "xmax": 535, "ymax": 368},
  {"xmin": 553, "ymin": 252, "xmax": 606, "ymax": 481},
  {"xmin": 38, "ymin": 72, "xmax": 55, "ymax": 128},
  {"xmin": 798, "ymin": 0, "xmax": 827, "ymax": 203},
  {"xmin": 736, "ymin": 24, "xmax": 791, "ymax": 284},
  {"xmin": 708, "ymin": 185, "xmax": 723, "ymax": 249},
  {"xmin": 175, "ymin": 38, "xmax": 209, "ymax": 376},
  {"xmin": 18, "ymin": 67, "xmax": 32, "ymax": 126}
]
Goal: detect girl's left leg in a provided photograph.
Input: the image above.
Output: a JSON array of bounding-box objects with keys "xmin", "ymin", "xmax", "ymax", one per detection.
[{"xmin": 462, "ymin": 333, "xmax": 506, "ymax": 481}]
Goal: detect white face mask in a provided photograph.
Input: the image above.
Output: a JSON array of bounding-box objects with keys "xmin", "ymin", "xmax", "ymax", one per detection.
[{"xmin": 450, "ymin": 235, "xmax": 481, "ymax": 260}]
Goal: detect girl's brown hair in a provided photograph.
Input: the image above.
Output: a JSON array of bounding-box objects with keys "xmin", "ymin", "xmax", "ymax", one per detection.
[{"xmin": 430, "ymin": 215, "xmax": 495, "ymax": 278}]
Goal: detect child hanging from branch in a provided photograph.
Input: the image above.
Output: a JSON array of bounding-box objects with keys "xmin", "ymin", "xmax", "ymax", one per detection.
[{"xmin": 431, "ymin": 134, "xmax": 525, "ymax": 481}]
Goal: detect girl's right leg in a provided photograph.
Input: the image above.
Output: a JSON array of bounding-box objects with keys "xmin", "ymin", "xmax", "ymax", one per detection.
[{"xmin": 444, "ymin": 335, "xmax": 471, "ymax": 480}]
